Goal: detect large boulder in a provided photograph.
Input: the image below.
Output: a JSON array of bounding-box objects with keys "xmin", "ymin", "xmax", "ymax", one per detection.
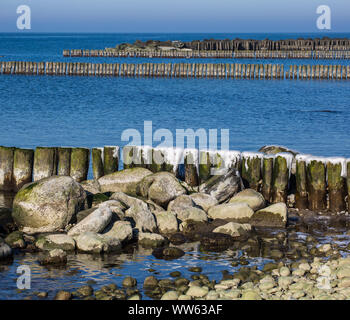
[
  {"xmin": 189, "ymin": 193, "xmax": 218, "ymax": 212},
  {"xmin": 212, "ymin": 222, "xmax": 251, "ymax": 238},
  {"xmin": 250, "ymin": 203, "xmax": 288, "ymax": 228},
  {"xmin": 0, "ymin": 237, "xmax": 12, "ymax": 260},
  {"xmin": 167, "ymin": 195, "xmax": 198, "ymax": 214},
  {"xmin": 125, "ymin": 207, "xmax": 157, "ymax": 233},
  {"xmin": 138, "ymin": 232, "xmax": 167, "ymax": 248},
  {"xmin": 137, "ymin": 172, "xmax": 186, "ymax": 208},
  {"xmin": 12, "ymin": 176, "xmax": 86, "ymax": 234},
  {"xmin": 68, "ymin": 204, "xmax": 112, "ymax": 237},
  {"xmin": 36, "ymin": 234, "xmax": 76, "ymax": 251},
  {"xmin": 199, "ymin": 169, "xmax": 242, "ymax": 203},
  {"xmin": 102, "ymin": 220, "xmax": 133, "ymax": 244},
  {"xmin": 208, "ymin": 202, "xmax": 254, "ymax": 222},
  {"xmin": 75, "ymin": 232, "xmax": 121, "ymax": 254},
  {"xmin": 155, "ymin": 211, "xmax": 179, "ymax": 234},
  {"xmin": 176, "ymin": 207, "xmax": 208, "ymax": 223},
  {"xmin": 229, "ymin": 189, "xmax": 265, "ymax": 211},
  {"xmin": 110, "ymin": 192, "xmax": 157, "ymax": 232},
  {"xmin": 98, "ymin": 168, "xmax": 153, "ymax": 194}
]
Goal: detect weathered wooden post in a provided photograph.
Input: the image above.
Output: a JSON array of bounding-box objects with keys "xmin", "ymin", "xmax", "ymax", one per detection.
[
  {"xmin": 57, "ymin": 147, "xmax": 72, "ymax": 176},
  {"xmin": 33, "ymin": 147, "xmax": 57, "ymax": 181},
  {"xmin": 326, "ymin": 158, "xmax": 347, "ymax": 212},
  {"xmin": 347, "ymin": 160, "xmax": 350, "ymax": 212},
  {"xmin": 295, "ymin": 154, "xmax": 309, "ymax": 209},
  {"xmin": 306, "ymin": 157, "xmax": 327, "ymax": 211},
  {"xmin": 199, "ymin": 150, "xmax": 211, "ymax": 183},
  {"xmin": 13, "ymin": 148, "xmax": 34, "ymax": 191},
  {"xmin": 241, "ymin": 152, "xmax": 263, "ymax": 191},
  {"xmin": 184, "ymin": 149, "xmax": 199, "ymax": 187},
  {"xmin": 261, "ymin": 155, "xmax": 274, "ymax": 202},
  {"xmin": 0, "ymin": 146, "xmax": 15, "ymax": 191},
  {"xmin": 271, "ymin": 153, "xmax": 293, "ymax": 203},
  {"xmin": 70, "ymin": 148, "xmax": 90, "ymax": 182},
  {"xmin": 103, "ymin": 146, "xmax": 120, "ymax": 175},
  {"xmin": 92, "ymin": 148, "xmax": 104, "ymax": 179}
]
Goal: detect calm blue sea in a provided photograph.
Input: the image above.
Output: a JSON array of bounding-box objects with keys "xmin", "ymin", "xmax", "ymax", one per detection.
[{"xmin": 0, "ymin": 33, "xmax": 349, "ymax": 157}]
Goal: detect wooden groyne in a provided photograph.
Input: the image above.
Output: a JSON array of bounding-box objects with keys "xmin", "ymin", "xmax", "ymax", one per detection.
[
  {"xmin": 63, "ymin": 49, "xmax": 350, "ymax": 60},
  {"xmin": 1, "ymin": 145, "xmax": 349, "ymax": 213},
  {"xmin": 1, "ymin": 61, "xmax": 350, "ymax": 80}
]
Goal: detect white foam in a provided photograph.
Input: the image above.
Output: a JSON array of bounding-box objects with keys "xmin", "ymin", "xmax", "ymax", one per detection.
[
  {"xmin": 241, "ymin": 152, "xmax": 264, "ymax": 171},
  {"xmin": 275, "ymin": 152, "xmax": 294, "ymax": 178},
  {"xmin": 325, "ymin": 157, "xmax": 347, "ymax": 178}
]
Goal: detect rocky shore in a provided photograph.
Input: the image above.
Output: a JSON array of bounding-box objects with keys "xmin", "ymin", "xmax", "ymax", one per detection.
[{"xmin": 1, "ymin": 160, "xmax": 350, "ymax": 300}]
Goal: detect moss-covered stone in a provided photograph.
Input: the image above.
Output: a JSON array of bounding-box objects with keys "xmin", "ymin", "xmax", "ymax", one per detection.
[{"xmin": 5, "ymin": 231, "xmax": 25, "ymax": 248}]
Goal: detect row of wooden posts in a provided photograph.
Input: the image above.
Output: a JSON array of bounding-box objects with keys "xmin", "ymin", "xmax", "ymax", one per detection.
[
  {"xmin": 1, "ymin": 145, "xmax": 349, "ymax": 213},
  {"xmin": 1, "ymin": 61, "xmax": 350, "ymax": 80},
  {"xmin": 63, "ymin": 49, "xmax": 350, "ymax": 60}
]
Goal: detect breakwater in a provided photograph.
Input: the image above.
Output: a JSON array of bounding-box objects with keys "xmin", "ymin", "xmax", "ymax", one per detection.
[
  {"xmin": 1, "ymin": 145, "xmax": 349, "ymax": 213},
  {"xmin": 1, "ymin": 61, "xmax": 350, "ymax": 80},
  {"xmin": 63, "ymin": 49, "xmax": 350, "ymax": 59}
]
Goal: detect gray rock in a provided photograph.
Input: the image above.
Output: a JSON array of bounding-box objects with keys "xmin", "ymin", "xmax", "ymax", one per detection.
[
  {"xmin": 250, "ymin": 202, "xmax": 288, "ymax": 228},
  {"xmin": 80, "ymin": 179, "xmax": 101, "ymax": 194},
  {"xmin": 12, "ymin": 176, "xmax": 86, "ymax": 234},
  {"xmin": 0, "ymin": 237, "xmax": 12, "ymax": 260},
  {"xmin": 39, "ymin": 249, "xmax": 67, "ymax": 265},
  {"xmin": 155, "ymin": 211, "xmax": 179, "ymax": 234},
  {"xmin": 75, "ymin": 232, "xmax": 121, "ymax": 254},
  {"xmin": 138, "ymin": 232, "xmax": 167, "ymax": 248},
  {"xmin": 98, "ymin": 168, "xmax": 153, "ymax": 194},
  {"xmin": 212, "ymin": 222, "xmax": 251, "ymax": 237},
  {"xmin": 102, "ymin": 220, "xmax": 133, "ymax": 244},
  {"xmin": 199, "ymin": 169, "xmax": 242, "ymax": 203},
  {"xmin": 36, "ymin": 234, "xmax": 76, "ymax": 251},
  {"xmin": 5, "ymin": 231, "xmax": 25, "ymax": 249},
  {"xmin": 189, "ymin": 193, "xmax": 218, "ymax": 212},
  {"xmin": 208, "ymin": 202, "xmax": 254, "ymax": 221},
  {"xmin": 229, "ymin": 189, "xmax": 265, "ymax": 211},
  {"xmin": 68, "ymin": 204, "xmax": 113, "ymax": 237},
  {"xmin": 137, "ymin": 172, "xmax": 186, "ymax": 208},
  {"xmin": 176, "ymin": 207, "xmax": 208, "ymax": 223},
  {"xmin": 167, "ymin": 195, "xmax": 198, "ymax": 214}
]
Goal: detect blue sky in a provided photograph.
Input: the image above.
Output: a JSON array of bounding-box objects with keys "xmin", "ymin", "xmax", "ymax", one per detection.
[{"xmin": 0, "ymin": 0, "xmax": 349, "ymax": 32}]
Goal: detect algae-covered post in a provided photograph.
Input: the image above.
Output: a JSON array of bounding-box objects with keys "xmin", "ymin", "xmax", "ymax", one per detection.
[
  {"xmin": 70, "ymin": 148, "xmax": 90, "ymax": 182},
  {"xmin": 33, "ymin": 147, "xmax": 57, "ymax": 182},
  {"xmin": 261, "ymin": 155, "xmax": 274, "ymax": 202},
  {"xmin": 347, "ymin": 160, "xmax": 350, "ymax": 212},
  {"xmin": 241, "ymin": 152, "xmax": 263, "ymax": 191},
  {"xmin": 92, "ymin": 148, "xmax": 104, "ymax": 179},
  {"xmin": 306, "ymin": 157, "xmax": 327, "ymax": 211},
  {"xmin": 295, "ymin": 154, "xmax": 309, "ymax": 209},
  {"xmin": 103, "ymin": 146, "xmax": 120, "ymax": 175},
  {"xmin": 271, "ymin": 153, "xmax": 293, "ymax": 203},
  {"xmin": 184, "ymin": 149, "xmax": 199, "ymax": 187},
  {"xmin": 326, "ymin": 158, "xmax": 347, "ymax": 212},
  {"xmin": 57, "ymin": 147, "xmax": 72, "ymax": 176},
  {"xmin": 13, "ymin": 148, "xmax": 34, "ymax": 191},
  {"xmin": 0, "ymin": 146, "xmax": 15, "ymax": 191}
]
